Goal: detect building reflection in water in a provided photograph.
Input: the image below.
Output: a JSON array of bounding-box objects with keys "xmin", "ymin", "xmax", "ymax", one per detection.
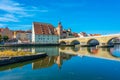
[
  {"xmin": 0, "ymin": 46, "xmax": 74, "ymax": 71},
  {"xmin": 31, "ymin": 46, "xmax": 59, "ymax": 56},
  {"xmin": 54, "ymin": 55, "xmax": 62, "ymax": 69},
  {"xmin": 0, "ymin": 45, "xmax": 120, "ymax": 71},
  {"xmin": 32, "ymin": 52, "xmax": 73, "ymax": 70},
  {"xmin": 0, "ymin": 57, "xmax": 45, "ymax": 71}
]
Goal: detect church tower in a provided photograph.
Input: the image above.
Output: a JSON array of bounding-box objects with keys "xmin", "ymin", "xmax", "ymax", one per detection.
[{"xmin": 57, "ymin": 22, "xmax": 63, "ymax": 38}]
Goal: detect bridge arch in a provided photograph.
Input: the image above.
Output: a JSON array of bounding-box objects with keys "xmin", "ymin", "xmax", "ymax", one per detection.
[
  {"xmin": 87, "ymin": 47, "xmax": 99, "ymax": 54},
  {"xmin": 60, "ymin": 41, "xmax": 66, "ymax": 45},
  {"xmin": 71, "ymin": 46, "xmax": 80, "ymax": 52},
  {"xmin": 107, "ymin": 37, "xmax": 120, "ymax": 46},
  {"xmin": 59, "ymin": 46, "xmax": 66, "ymax": 50},
  {"xmin": 70, "ymin": 40, "xmax": 80, "ymax": 45},
  {"xmin": 87, "ymin": 39, "xmax": 100, "ymax": 46}
]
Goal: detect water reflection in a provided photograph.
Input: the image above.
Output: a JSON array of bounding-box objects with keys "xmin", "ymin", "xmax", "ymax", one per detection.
[
  {"xmin": 0, "ymin": 46, "xmax": 74, "ymax": 71},
  {"xmin": 60, "ymin": 45, "xmax": 120, "ymax": 61},
  {"xmin": 109, "ymin": 45, "xmax": 120, "ymax": 58},
  {"xmin": 0, "ymin": 45, "xmax": 120, "ymax": 72},
  {"xmin": 32, "ymin": 53, "xmax": 73, "ymax": 70},
  {"xmin": 0, "ymin": 57, "xmax": 45, "ymax": 71}
]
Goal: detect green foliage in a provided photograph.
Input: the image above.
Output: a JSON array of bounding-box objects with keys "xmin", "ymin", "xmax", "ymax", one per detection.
[
  {"xmin": 0, "ymin": 35, "xmax": 2, "ymax": 42},
  {"xmin": 3, "ymin": 36, "xmax": 9, "ymax": 42}
]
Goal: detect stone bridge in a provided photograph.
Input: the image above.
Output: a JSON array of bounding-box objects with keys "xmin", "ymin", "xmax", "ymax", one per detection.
[{"xmin": 59, "ymin": 34, "xmax": 120, "ymax": 47}]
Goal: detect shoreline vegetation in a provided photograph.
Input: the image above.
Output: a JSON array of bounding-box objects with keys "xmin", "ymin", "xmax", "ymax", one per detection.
[
  {"xmin": 0, "ymin": 50, "xmax": 47, "ymax": 66},
  {"xmin": 0, "ymin": 50, "xmax": 32, "ymax": 58}
]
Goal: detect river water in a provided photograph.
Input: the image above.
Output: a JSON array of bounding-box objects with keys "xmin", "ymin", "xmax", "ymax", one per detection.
[{"xmin": 0, "ymin": 45, "xmax": 120, "ymax": 80}]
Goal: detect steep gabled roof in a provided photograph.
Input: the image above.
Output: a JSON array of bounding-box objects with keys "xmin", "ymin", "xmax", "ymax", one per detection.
[{"xmin": 33, "ymin": 22, "xmax": 57, "ymax": 35}]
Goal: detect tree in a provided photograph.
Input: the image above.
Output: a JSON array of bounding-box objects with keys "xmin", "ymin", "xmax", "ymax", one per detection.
[
  {"xmin": 3, "ymin": 36, "xmax": 9, "ymax": 42},
  {"xmin": 0, "ymin": 35, "xmax": 2, "ymax": 42}
]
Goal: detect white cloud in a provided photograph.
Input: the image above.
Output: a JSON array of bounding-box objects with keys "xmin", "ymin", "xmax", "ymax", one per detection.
[
  {"xmin": 0, "ymin": 17, "xmax": 18, "ymax": 22},
  {"xmin": 0, "ymin": 0, "xmax": 25, "ymax": 15},
  {"xmin": 0, "ymin": 0, "xmax": 48, "ymax": 22},
  {"xmin": 0, "ymin": 23, "xmax": 7, "ymax": 27},
  {"xmin": 24, "ymin": 6, "xmax": 48, "ymax": 12},
  {"xmin": 0, "ymin": 14, "xmax": 19, "ymax": 22},
  {"xmin": 0, "ymin": 0, "xmax": 48, "ymax": 14},
  {"xmin": 25, "ymin": 9, "xmax": 48, "ymax": 12}
]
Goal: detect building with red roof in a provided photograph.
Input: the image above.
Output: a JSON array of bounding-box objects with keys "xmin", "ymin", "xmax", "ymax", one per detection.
[
  {"xmin": 32, "ymin": 22, "xmax": 59, "ymax": 44},
  {"xmin": 0, "ymin": 27, "xmax": 13, "ymax": 39}
]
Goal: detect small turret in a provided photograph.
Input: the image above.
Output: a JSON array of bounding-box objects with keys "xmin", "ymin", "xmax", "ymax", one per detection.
[{"xmin": 58, "ymin": 21, "xmax": 61, "ymax": 25}]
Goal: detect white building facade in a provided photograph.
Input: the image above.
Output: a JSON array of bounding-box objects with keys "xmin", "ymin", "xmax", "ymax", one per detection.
[
  {"xmin": 32, "ymin": 22, "xmax": 59, "ymax": 44},
  {"xmin": 34, "ymin": 35, "xmax": 59, "ymax": 44},
  {"xmin": 15, "ymin": 30, "xmax": 32, "ymax": 43}
]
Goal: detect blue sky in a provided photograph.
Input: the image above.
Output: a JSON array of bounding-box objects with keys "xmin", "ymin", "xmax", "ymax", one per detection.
[{"xmin": 0, "ymin": 0, "xmax": 120, "ymax": 34}]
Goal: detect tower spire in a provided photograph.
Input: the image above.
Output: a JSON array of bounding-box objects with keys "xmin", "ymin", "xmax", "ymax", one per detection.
[{"xmin": 58, "ymin": 21, "xmax": 61, "ymax": 25}]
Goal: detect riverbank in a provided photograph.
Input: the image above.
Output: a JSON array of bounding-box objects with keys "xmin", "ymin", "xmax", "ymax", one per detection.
[
  {"xmin": 0, "ymin": 43, "xmax": 60, "ymax": 47},
  {"xmin": 0, "ymin": 43, "xmax": 118, "ymax": 48},
  {"xmin": 0, "ymin": 53, "xmax": 47, "ymax": 66}
]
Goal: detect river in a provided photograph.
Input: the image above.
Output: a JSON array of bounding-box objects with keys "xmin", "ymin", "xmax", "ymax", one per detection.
[{"xmin": 0, "ymin": 45, "xmax": 120, "ymax": 80}]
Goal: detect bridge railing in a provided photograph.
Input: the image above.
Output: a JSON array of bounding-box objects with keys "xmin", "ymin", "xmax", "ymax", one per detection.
[{"xmin": 60, "ymin": 33, "xmax": 120, "ymax": 40}]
